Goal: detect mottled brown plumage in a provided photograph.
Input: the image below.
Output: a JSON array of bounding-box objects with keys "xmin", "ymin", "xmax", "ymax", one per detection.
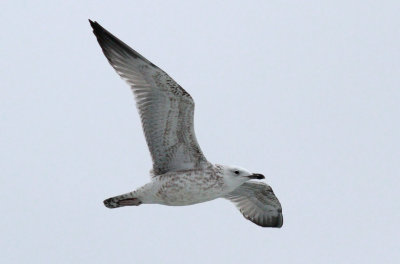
[{"xmin": 90, "ymin": 20, "xmax": 283, "ymax": 228}]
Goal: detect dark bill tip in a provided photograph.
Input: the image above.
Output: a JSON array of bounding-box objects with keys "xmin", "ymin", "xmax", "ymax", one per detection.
[{"xmin": 248, "ymin": 173, "xmax": 265, "ymax": 180}]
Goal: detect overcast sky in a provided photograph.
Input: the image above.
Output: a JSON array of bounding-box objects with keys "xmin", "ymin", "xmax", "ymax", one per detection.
[{"xmin": 1, "ymin": 1, "xmax": 399, "ymax": 263}]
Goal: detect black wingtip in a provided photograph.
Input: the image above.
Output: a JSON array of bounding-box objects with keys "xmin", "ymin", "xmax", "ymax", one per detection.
[
  {"xmin": 88, "ymin": 19, "xmax": 99, "ymax": 30},
  {"xmin": 88, "ymin": 19, "xmax": 108, "ymax": 37}
]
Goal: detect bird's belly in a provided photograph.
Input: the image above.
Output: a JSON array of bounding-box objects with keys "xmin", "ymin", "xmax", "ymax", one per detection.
[
  {"xmin": 154, "ymin": 175, "xmax": 226, "ymax": 206},
  {"xmin": 159, "ymin": 190, "xmax": 221, "ymax": 206}
]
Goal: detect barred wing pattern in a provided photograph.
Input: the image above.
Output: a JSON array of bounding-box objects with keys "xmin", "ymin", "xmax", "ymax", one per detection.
[
  {"xmin": 90, "ymin": 21, "xmax": 210, "ymax": 175},
  {"xmin": 224, "ymin": 182, "xmax": 283, "ymax": 227}
]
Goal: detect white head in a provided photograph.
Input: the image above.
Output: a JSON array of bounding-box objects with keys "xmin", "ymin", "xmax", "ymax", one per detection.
[{"xmin": 217, "ymin": 164, "xmax": 265, "ymax": 190}]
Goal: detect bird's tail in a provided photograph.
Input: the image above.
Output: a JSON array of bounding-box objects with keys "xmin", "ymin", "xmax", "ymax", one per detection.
[{"xmin": 103, "ymin": 192, "xmax": 142, "ymax": 208}]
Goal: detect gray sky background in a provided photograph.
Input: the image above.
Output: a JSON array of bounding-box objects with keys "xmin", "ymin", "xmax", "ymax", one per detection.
[{"xmin": 1, "ymin": 1, "xmax": 399, "ymax": 263}]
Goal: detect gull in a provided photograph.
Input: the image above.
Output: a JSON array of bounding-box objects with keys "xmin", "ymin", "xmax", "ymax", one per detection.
[{"xmin": 89, "ymin": 20, "xmax": 283, "ymax": 227}]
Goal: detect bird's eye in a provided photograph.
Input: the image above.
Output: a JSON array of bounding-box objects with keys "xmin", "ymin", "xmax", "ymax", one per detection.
[{"xmin": 234, "ymin": 170, "xmax": 240, "ymax": 175}]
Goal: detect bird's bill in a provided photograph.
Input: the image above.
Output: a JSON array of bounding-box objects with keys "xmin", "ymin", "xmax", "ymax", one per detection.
[{"xmin": 247, "ymin": 173, "xmax": 265, "ymax": 180}]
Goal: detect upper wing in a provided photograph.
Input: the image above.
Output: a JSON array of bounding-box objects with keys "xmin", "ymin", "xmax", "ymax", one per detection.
[
  {"xmin": 224, "ymin": 182, "xmax": 283, "ymax": 228},
  {"xmin": 89, "ymin": 20, "xmax": 210, "ymax": 175}
]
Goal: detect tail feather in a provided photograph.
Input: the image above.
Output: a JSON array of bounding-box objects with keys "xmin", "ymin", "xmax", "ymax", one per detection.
[{"xmin": 103, "ymin": 193, "xmax": 142, "ymax": 208}]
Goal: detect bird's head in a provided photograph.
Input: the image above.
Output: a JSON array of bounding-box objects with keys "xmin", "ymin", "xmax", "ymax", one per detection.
[{"xmin": 218, "ymin": 164, "xmax": 265, "ymax": 189}]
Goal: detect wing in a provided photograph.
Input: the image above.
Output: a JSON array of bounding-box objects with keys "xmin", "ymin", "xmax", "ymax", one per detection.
[
  {"xmin": 224, "ymin": 182, "xmax": 283, "ymax": 228},
  {"xmin": 89, "ymin": 20, "xmax": 210, "ymax": 175}
]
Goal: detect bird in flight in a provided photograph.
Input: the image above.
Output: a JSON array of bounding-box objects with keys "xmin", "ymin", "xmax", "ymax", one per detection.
[{"xmin": 89, "ymin": 20, "xmax": 283, "ymax": 227}]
